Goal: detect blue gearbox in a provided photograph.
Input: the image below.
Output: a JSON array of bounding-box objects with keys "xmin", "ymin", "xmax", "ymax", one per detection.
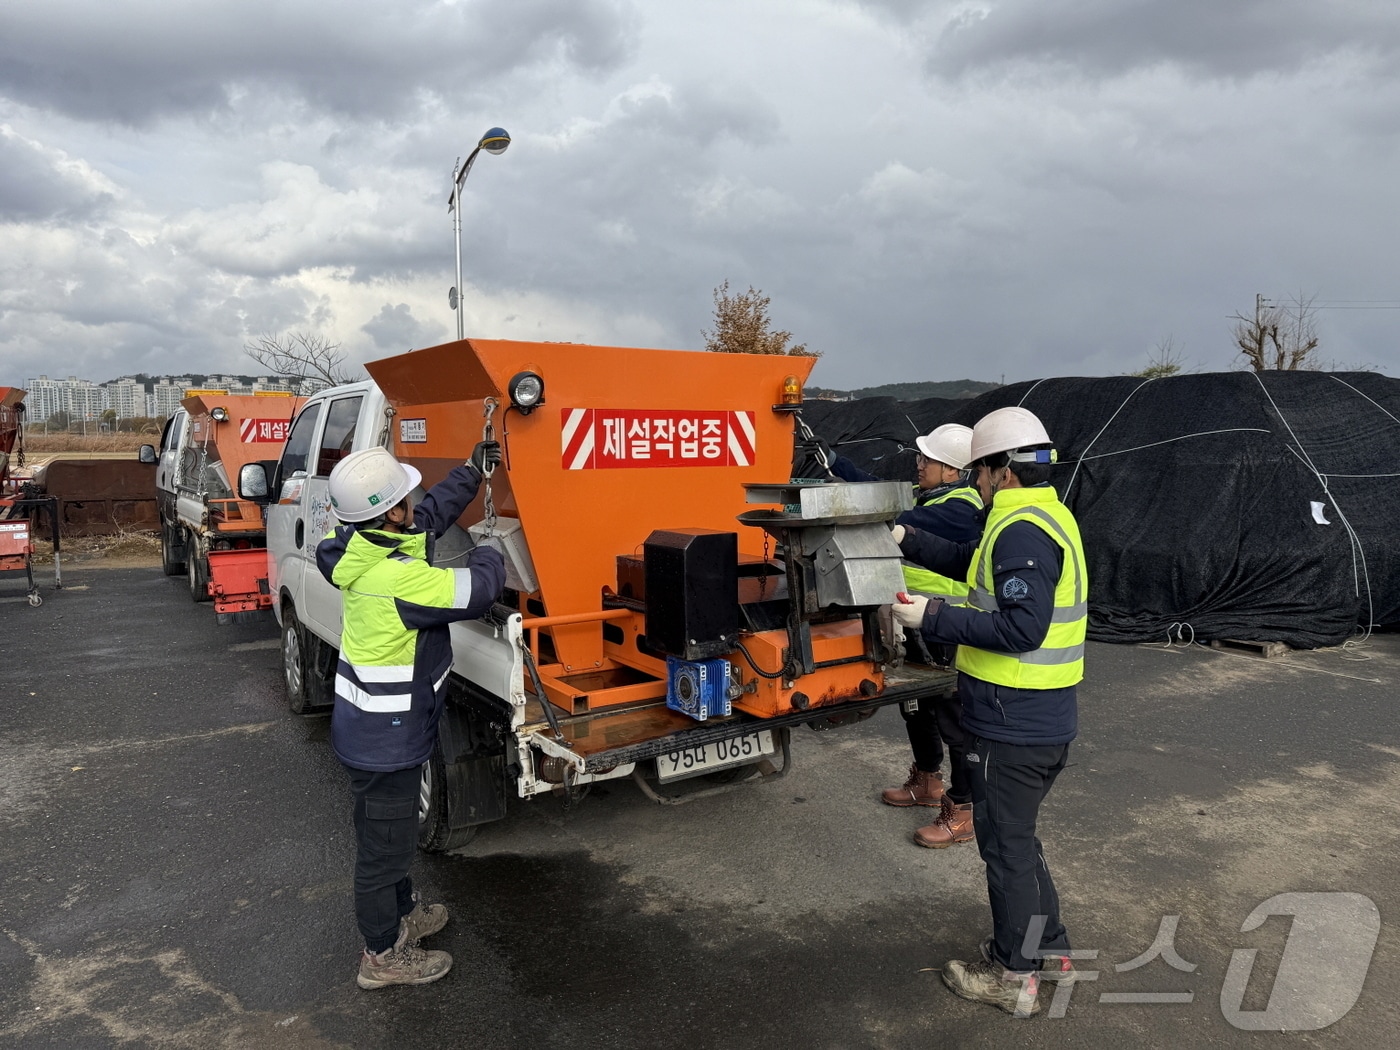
[{"xmin": 665, "ymin": 656, "xmax": 734, "ymax": 722}]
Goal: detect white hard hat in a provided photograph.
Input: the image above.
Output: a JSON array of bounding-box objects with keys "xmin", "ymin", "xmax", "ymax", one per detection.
[
  {"xmin": 914, "ymin": 423, "xmax": 974, "ymax": 470},
  {"xmin": 970, "ymin": 406, "xmax": 1054, "ymax": 463},
  {"xmin": 327, "ymin": 447, "xmax": 422, "ymax": 523}
]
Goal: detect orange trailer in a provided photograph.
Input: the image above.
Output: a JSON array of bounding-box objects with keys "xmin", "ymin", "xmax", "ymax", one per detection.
[{"xmin": 0, "ymin": 386, "xmax": 60, "ymax": 604}]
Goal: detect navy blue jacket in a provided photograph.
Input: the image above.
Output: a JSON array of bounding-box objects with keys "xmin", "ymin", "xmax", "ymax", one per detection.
[
  {"xmin": 316, "ymin": 463, "xmax": 505, "ymax": 770},
  {"xmin": 830, "ymin": 456, "xmax": 983, "ymax": 544},
  {"xmin": 899, "ymin": 487, "xmax": 1077, "ymax": 746}
]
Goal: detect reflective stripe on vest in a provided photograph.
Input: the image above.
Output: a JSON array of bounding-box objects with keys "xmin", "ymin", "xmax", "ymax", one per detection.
[
  {"xmin": 900, "ymin": 484, "xmax": 984, "ymax": 601},
  {"xmin": 955, "ymin": 488, "xmax": 1087, "ymax": 689}
]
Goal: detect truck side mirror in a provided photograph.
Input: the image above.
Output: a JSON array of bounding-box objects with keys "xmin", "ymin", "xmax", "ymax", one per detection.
[
  {"xmin": 239, "ymin": 462, "xmax": 270, "ymax": 503},
  {"xmin": 138, "ymin": 444, "xmax": 157, "ymax": 464}
]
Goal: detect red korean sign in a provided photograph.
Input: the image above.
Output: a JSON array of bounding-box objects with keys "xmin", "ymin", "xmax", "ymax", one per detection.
[
  {"xmin": 561, "ymin": 408, "xmax": 756, "ymax": 469},
  {"xmin": 239, "ymin": 418, "xmax": 291, "ymax": 443}
]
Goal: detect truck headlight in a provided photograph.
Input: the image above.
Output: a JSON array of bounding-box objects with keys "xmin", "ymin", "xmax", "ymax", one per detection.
[
  {"xmin": 211, "ymin": 407, "xmax": 229, "ymax": 422},
  {"xmin": 508, "ymin": 371, "xmax": 545, "ymax": 415}
]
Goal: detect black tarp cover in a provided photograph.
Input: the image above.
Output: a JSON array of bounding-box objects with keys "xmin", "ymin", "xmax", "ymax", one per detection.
[
  {"xmin": 798, "ymin": 396, "xmax": 962, "ymax": 481},
  {"xmin": 804, "ymin": 372, "xmax": 1396, "ymax": 648}
]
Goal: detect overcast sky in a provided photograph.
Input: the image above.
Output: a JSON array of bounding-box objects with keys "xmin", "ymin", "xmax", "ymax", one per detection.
[{"xmin": 3, "ymin": 0, "xmax": 1400, "ymax": 392}]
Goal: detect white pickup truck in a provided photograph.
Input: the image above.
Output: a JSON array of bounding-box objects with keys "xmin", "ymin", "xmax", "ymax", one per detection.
[{"xmin": 239, "ymin": 339, "xmax": 953, "ymax": 851}]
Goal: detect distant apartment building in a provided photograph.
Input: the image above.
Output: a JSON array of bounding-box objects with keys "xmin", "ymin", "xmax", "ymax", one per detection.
[
  {"xmin": 23, "ymin": 376, "xmax": 63, "ymax": 422},
  {"xmin": 104, "ymin": 378, "xmax": 145, "ymax": 420},
  {"xmin": 24, "ymin": 375, "xmax": 108, "ymax": 423},
  {"xmin": 149, "ymin": 378, "xmax": 192, "ymax": 419},
  {"xmin": 64, "ymin": 378, "xmax": 106, "ymax": 422},
  {"xmin": 19, "ymin": 372, "xmax": 296, "ymax": 423}
]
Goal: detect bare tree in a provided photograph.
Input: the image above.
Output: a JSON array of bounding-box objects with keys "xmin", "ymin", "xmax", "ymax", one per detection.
[
  {"xmin": 243, "ymin": 332, "xmax": 365, "ymax": 392},
  {"xmin": 1130, "ymin": 336, "xmax": 1186, "ymax": 379},
  {"xmin": 703, "ymin": 281, "xmax": 817, "ymax": 357},
  {"xmin": 1231, "ymin": 294, "xmax": 1321, "ymax": 372}
]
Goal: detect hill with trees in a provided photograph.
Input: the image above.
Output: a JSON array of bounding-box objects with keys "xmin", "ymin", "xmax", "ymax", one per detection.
[{"xmin": 807, "ymin": 379, "xmax": 1000, "ymax": 401}]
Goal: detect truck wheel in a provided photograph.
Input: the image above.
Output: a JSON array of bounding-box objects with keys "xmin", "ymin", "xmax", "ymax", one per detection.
[
  {"xmin": 160, "ymin": 521, "xmax": 186, "ymax": 577},
  {"xmin": 282, "ymin": 613, "xmax": 314, "ymax": 715},
  {"xmin": 418, "ymin": 745, "xmax": 480, "ymax": 853},
  {"xmin": 186, "ymin": 532, "xmax": 211, "ymax": 603}
]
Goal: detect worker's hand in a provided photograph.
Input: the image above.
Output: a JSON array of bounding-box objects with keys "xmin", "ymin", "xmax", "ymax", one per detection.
[
  {"xmin": 470, "ymin": 440, "xmax": 502, "ymax": 475},
  {"xmin": 890, "ymin": 523, "xmax": 906, "ymax": 545},
  {"xmin": 891, "ymin": 592, "xmax": 927, "ymax": 628},
  {"xmin": 795, "ymin": 434, "xmax": 832, "ymax": 468}
]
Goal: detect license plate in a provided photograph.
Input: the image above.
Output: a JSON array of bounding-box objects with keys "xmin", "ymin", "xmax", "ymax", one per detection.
[{"xmin": 656, "ymin": 731, "xmax": 775, "ymax": 783}]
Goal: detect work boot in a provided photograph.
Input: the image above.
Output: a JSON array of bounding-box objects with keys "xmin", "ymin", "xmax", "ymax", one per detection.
[
  {"xmin": 880, "ymin": 762, "xmax": 944, "ymax": 807},
  {"xmin": 356, "ymin": 928, "xmax": 453, "ymax": 990},
  {"xmin": 400, "ymin": 891, "xmax": 448, "ymax": 943},
  {"xmin": 981, "ymin": 937, "xmax": 1078, "ymax": 983},
  {"xmin": 941, "ymin": 957, "xmax": 1040, "ymax": 1017},
  {"xmin": 914, "ymin": 797, "xmax": 974, "ymax": 848}
]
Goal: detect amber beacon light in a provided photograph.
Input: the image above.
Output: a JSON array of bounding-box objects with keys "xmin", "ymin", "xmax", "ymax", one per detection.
[{"xmin": 780, "ymin": 374, "xmax": 803, "ymax": 405}]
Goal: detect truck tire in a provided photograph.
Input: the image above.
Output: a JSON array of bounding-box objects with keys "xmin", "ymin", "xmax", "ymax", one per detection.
[
  {"xmin": 282, "ymin": 612, "xmax": 314, "ymax": 715},
  {"xmin": 160, "ymin": 521, "xmax": 186, "ymax": 577},
  {"xmin": 186, "ymin": 531, "xmax": 211, "ymax": 603},
  {"xmin": 418, "ymin": 744, "xmax": 480, "ymax": 853}
]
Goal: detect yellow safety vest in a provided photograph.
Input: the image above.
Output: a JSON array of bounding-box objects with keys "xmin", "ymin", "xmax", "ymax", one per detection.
[
  {"xmin": 955, "ymin": 486, "xmax": 1087, "ymax": 689},
  {"xmin": 901, "ymin": 484, "xmax": 984, "ymax": 601}
]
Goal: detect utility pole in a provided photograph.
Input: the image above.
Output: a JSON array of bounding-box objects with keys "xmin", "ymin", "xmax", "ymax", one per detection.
[{"xmin": 1255, "ymin": 293, "xmax": 1277, "ymax": 324}]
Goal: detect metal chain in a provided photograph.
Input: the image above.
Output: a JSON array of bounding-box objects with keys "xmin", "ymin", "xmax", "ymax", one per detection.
[
  {"xmin": 759, "ymin": 531, "xmax": 771, "ymax": 599},
  {"xmin": 480, "ymin": 397, "xmax": 498, "ymax": 537}
]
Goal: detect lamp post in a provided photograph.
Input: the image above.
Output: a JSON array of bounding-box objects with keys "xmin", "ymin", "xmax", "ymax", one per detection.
[{"xmin": 449, "ymin": 126, "xmax": 510, "ymax": 341}]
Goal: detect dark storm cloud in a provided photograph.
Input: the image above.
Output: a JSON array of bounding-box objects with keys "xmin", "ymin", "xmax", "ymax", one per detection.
[
  {"xmin": 0, "ymin": 128, "xmax": 111, "ymax": 220},
  {"xmin": 926, "ymin": 0, "xmax": 1400, "ymax": 79},
  {"xmin": 0, "ymin": 0, "xmax": 637, "ymax": 125},
  {"xmin": 361, "ymin": 302, "xmax": 435, "ymax": 349}
]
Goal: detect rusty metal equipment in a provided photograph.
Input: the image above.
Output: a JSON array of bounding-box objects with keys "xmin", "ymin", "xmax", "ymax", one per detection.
[
  {"xmin": 32, "ymin": 459, "xmax": 158, "ymax": 536},
  {"xmin": 0, "ymin": 387, "xmax": 25, "ymax": 493},
  {"xmin": 0, "ymin": 519, "xmax": 40, "ymax": 605}
]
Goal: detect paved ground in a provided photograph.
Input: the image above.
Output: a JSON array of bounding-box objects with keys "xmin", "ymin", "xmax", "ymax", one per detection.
[{"xmin": 2, "ymin": 564, "xmax": 1398, "ymax": 1048}]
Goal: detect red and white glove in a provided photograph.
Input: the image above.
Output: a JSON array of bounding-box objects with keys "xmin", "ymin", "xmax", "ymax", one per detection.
[{"xmin": 891, "ymin": 592, "xmax": 929, "ymax": 628}]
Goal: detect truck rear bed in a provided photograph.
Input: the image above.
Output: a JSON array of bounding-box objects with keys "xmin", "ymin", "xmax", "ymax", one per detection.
[{"xmin": 521, "ymin": 662, "xmax": 957, "ymax": 774}]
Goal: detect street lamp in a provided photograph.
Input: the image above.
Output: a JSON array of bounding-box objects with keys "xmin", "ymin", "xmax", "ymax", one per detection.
[{"xmin": 449, "ymin": 126, "xmax": 510, "ymax": 341}]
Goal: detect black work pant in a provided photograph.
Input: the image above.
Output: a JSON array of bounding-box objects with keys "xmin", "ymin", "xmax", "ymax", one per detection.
[
  {"xmin": 967, "ymin": 736, "xmax": 1071, "ymax": 973},
  {"xmin": 346, "ymin": 764, "xmax": 420, "ymax": 953},
  {"xmin": 901, "ymin": 691, "xmax": 971, "ymax": 803},
  {"xmin": 901, "ymin": 632, "xmax": 970, "ymax": 803}
]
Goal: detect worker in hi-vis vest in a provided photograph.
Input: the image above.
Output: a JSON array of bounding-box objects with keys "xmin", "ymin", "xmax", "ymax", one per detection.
[
  {"xmin": 890, "ymin": 406, "xmax": 1086, "ymax": 1019},
  {"xmin": 317, "ymin": 444, "xmax": 505, "ymax": 991},
  {"xmin": 828, "ymin": 425, "xmax": 984, "ymax": 848}
]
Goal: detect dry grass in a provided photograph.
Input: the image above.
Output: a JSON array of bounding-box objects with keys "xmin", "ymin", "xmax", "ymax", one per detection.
[
  {"xmin": 30, "ymin": 531, "xmax": 161, "ymax": 565},
  {"xmin": 23, "ymin": 433, "xmax": 152, "ymax": 453}
]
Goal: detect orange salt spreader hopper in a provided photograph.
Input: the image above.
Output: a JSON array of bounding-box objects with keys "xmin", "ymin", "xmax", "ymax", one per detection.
[
  {"xmin": 180, "ymin": 393, "xmax": 304, "ymax": 532},
  {"xmin": 366, "ymin": 337, "xmax": 912, "ymax": 723}
]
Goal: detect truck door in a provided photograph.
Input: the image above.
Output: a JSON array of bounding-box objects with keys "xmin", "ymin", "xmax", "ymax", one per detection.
[
  {"xmin": 300, "ymin": 393, "xmax": 366, "ymax": 641},
  {"xmin": 156, "ymin": 409, "xmax": 187, "ymax": 504},
  {"xmin": 266, "ymin": 400, "xmax": 322, "ymax": 624}
]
